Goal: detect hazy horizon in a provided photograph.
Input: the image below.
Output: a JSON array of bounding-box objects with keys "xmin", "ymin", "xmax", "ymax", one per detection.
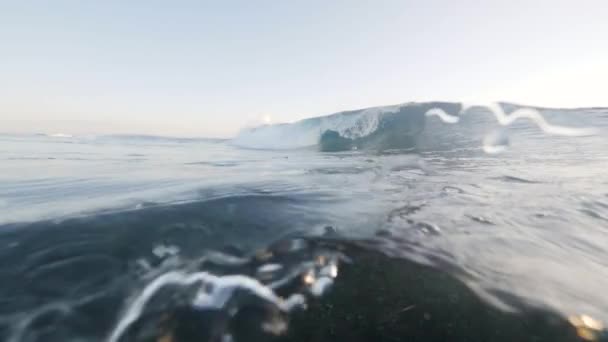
[
  {"xmin": 2, "ymin": 99, "xmax": 607, "ymax": 139},
  {"xmin": 2, "ymin": 1, "xmax": 607, "ymax": 137}
]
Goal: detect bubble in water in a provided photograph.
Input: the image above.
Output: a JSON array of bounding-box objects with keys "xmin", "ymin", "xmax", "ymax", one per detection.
[
  {"xmin": 152, "ymin": 244, "xmax": 180, "ymax": 258},
  {"xmin": 483, "ymin": 130, "xmax": 509, "ymax": 154}
]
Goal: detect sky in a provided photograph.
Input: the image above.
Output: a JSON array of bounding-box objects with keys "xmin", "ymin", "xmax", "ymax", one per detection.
[{"xmin": 1, "ymin": 0, "xmax": 607, "ymax": 137}]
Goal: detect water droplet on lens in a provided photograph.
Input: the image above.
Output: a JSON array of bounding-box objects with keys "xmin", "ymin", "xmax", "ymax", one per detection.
[
  {"xmin": 483, "ymin": 130, "xmax": 509, "ymax": 154},
  {"xmin": 303, "ymin": 270, "xmax": 316, "ymax": 285}
]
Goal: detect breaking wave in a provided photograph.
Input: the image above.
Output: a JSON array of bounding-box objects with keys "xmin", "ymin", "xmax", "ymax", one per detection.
[
  {"xmin": 232, "ymin": 102, "xmax": 596, "ymax": 152},
  {"xmin": 232, "ymin": 102, "xmax": 448, "ymax": 151}
]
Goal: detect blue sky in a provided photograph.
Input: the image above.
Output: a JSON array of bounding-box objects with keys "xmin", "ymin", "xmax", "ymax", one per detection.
[{"xmin": 1, "ymin": 0, "xmax": 607, "ymax": 137}]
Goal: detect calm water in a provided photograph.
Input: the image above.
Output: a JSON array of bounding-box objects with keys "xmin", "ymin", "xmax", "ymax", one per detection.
[{"xmin": 1, "ymin": 103, "xmax": 607, "ymax": 341}]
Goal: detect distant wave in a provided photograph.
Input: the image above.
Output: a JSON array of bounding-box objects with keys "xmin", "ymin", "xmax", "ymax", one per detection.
[
  {"xmin": 95, "ymin": 134, "xmax": 227, "ymax": 144},
  {"xmin": 232, "ymin": 102, "xmax": 460, "ymax": 151}
]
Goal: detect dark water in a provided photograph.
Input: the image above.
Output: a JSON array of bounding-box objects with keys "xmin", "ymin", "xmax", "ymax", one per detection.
[{"xmin": 1, "ymin": 103, "xmax": 607, "ymax": 341}]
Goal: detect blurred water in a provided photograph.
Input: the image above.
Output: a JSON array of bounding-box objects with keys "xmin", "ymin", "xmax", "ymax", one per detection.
[{"xmin": 0, "ymin": 105, "xmax": 607, "ymax": 341}]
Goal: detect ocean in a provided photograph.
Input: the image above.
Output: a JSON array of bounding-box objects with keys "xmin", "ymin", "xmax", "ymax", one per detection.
[{"xmin": 1, "ymin": 102, "xmax": 607, "ymax": 342}]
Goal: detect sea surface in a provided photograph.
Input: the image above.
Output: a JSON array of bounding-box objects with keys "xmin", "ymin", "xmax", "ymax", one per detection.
[{"xmin": 1, "ymin": 102, "xmax": 607, "ymax": 342}]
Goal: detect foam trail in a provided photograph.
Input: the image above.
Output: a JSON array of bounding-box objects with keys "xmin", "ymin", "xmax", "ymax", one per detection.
[
  {"xmin": 462, "ymin": 102, "xmax": 598, "ymax": 136},
  {"xmin": 426, "ymin": 102, "xmax": 597, "ymax": 136},
  {"xmin": 107, "ymin": 272, "xmax": 200, "ymax": 342},
  {"xmin": 425, "ymin": 108, "xmax": 460, "ymax": 123},
  {"xmin": 7, "ymin": 303, "xmax": 72, "ymax": 342},
  {"xmin": 106, "ymin": 270, "xmax": 305, "ymax": 342}
]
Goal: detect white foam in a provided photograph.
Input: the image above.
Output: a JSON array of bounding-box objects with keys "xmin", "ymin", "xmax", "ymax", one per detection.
[
  {"xmin": 426, "ymin": 102, "xmax": 597, "ymax": 154},
  {"xmin": 152, "ymin": 244, "xmax": 180, "ymax": 258},
  {"xmin": 319, "ymin": 262, "xmax": 339, "ymax": 278},
  {"xmin": 204, "ymin": 251, "xmax": 250, "ymax": 266},
  {"xmin": 483, "ymin": 144, "xmax": 509, "ymax": 154},
  {"xmin": 7, "ymin": 303, "xmax": 73, "ymax": 342},
  {"xmin": 470, "ymin": 102, "xmax": 598, "ymax": 136},
  {"xmin": 257, "ymin": 263, "xmax": 283, "ymax": 273},
  {"xmin": 427, "ymin": 102, "xmax": 598, "ymax": 136},
  {"xmin": 310, "ymin": 277, "xmax": 334, "ymax": 297},
  {"xmin": 425, "ymin": 108, "xmax": 460, "ymax": 123},
  {"xmin": 106, "ymin": 270, "xmax": 307, "ymax": 342}
]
